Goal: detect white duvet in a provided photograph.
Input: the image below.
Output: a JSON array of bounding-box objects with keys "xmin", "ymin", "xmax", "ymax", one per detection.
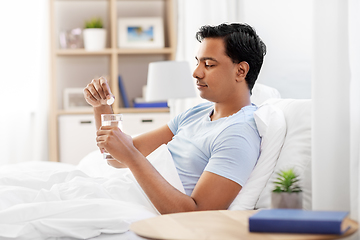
[{"xmin": 0, "ymin": 145, "xmax": 185, "ymax": 239}]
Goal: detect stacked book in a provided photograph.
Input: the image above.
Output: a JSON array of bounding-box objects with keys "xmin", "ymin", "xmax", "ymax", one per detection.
[
  {"xmin": 249, "ymin": 209, "xmax": 350, "ymax": 235},
  {"xmin": 133, "ymin": 98, "xmax": 168, "ymax": 108}
]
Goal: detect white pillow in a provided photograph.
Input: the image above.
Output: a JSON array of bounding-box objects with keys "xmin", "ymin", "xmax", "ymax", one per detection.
[
  {"xmin": 228, "ymin": 102, "xmax": 286, "ymax": 210},
  {"xmin": 251, "ymin": 83, "xmax": 281, "ymax": 106},
  {"xmin": 255, "ymin": 99, "xmax": 312, "ymax": 210}
]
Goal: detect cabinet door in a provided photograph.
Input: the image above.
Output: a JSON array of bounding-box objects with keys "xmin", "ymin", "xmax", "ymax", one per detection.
[
  {"xmin": 58, "ymin": 115, "xmax": 98, "ymax": 165},
  {"xmin": 122, "ymin": 112, "xmax": 171, "ymax": 137}
]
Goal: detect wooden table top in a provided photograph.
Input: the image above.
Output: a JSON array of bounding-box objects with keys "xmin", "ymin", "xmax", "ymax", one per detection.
[{"xmin": 130, "ymin": 210, "xmax": 358, "ymax": 240}]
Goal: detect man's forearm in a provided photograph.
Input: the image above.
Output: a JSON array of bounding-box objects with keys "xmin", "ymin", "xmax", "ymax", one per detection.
[
  {"xmin": 93, "ymin": 105, "xmax": 113, "ymax": 130},
  {"xmin": 127, "ymin": 150, "xmax": 198, "ymax": 214}
]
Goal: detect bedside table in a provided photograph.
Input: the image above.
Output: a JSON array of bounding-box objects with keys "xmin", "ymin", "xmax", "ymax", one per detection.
[{"xmin": 130, "ymin": 210, "xmax": 358, "ymax": 240}]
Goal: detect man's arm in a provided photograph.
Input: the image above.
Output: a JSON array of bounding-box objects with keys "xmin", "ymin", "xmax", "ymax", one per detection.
[
  {"xmin": 84, "ymin": 77, "xmax": 174, "ymax": 167},
  {"xmin": 133, "ymin": 125, "xmax": 174, "ymax": 157},
  {"xmin": 96, "ymin": 125, "xmax": 242, "ymax": 214},
  {"xmin": 83, "ymin": 77, "xmax": 114, "ymax": 131},
  {"xmin": 93, "ymin": 105, "xmax": 113, "ymax": 130},
  {"xmin": 129, "ymin": 156, "xmax": 242, "ymax": 213}
]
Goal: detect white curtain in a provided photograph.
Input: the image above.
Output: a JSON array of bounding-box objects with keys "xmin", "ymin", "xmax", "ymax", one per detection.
[
  {"xmin": 348, "ymin": 0, "xmax": 360, "ymax": 227},
  {"xmin": 176, "ymin": 0, "xmax": 241, "ymax": 64},
  {"xmin": 239, "ymin": 0, "xmax": 313, "ymax": 99},
  {"xmin": 312, "ymin": 1, "xmax": 360, "ymax": 238},
  {"xmin": 0, "ymin": 0, "xmax": 49, "ymax": 165},
  {"xmin": 312, "ymin": 0, "xmax": 351, "ymax": 211}
]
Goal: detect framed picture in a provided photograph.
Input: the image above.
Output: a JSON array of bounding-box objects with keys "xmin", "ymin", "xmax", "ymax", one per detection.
[
  {"xmin": 64, "ymin": 88, "xmax": 92, "ymax": 111},
  {"xmin": 118, "ymin": 17, "xmax": 164, "ymax": 48}
]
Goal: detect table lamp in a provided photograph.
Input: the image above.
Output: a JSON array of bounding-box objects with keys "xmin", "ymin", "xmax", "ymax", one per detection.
[{"xmin": 146, "ymin": 61, "xmax": 197, "ymax": 118}]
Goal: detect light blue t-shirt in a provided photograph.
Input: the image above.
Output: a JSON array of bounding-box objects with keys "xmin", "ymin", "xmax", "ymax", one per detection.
[{"xmin": 167, "ymin": 102, "xmax": 260, "ymax": 196}]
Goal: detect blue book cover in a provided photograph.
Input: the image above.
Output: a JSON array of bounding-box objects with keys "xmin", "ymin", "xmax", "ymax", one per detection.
[
  {"xmin": 118, "ymin": 75, "xmax": 130, "ymax": 108},
  {"xmin": 249, "ymin": 209, "xmax": 350, "ymax": 234},
  {"xmin": 133, "ymin": 101, "xmax": 168, "ymax": 108}
]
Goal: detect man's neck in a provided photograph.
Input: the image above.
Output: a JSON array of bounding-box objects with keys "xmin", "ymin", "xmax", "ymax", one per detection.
[{"xmin": 210, "ymin": 97, "xmax": 251, "ymax": 121}]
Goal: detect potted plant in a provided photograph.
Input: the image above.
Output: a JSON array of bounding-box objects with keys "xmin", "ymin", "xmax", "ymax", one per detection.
[
  {"xmin": 271, "ymin": 168, "xmax": 303, "ymax": 209},
  {"xmin": 83, "ymin": 17, "xmax": 106, "ymax": 51}
]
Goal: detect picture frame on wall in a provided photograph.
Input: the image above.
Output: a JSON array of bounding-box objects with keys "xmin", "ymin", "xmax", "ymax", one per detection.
[
  {"xmin": 118, "ymin": 17, "xmax": 164, "ymax": 48},
  {"xmin": 64, "ymin": 88, "xmax": 92, "ymax": 111}
]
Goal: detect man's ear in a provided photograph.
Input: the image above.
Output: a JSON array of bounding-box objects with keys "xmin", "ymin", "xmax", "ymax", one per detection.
[{"xmin": 236, "ymin": 61, "xmax": 250, "ymax": 82}]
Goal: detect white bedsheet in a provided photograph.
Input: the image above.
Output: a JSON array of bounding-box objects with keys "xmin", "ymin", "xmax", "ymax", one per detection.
[{"xmin": 0, "ymin": 144, "xmax": 184, "ymax": 239}]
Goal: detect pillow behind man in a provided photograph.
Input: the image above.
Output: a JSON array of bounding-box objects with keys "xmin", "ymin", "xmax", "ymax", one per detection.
[
  {"xmin": 251, "ymin": 83, "xmax": 281, "ymax": 106},
  {"xmin": 229, "ymin": 102, "xmax": 286, "ymax": 210},
  {"xmin": 255, "ymin": 98, "xmax": 312, "ymax": 210}
]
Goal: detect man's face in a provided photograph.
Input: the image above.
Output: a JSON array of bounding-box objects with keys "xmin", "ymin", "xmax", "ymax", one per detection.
[{"xmin": 193, "ymin": 38, "xmax": 239, "ymax": 103}]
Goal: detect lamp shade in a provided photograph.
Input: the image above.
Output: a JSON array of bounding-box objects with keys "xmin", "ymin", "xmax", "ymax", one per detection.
[{"xmin": 145, "ymin": 61, "xmax": 196, "ymax": 102}]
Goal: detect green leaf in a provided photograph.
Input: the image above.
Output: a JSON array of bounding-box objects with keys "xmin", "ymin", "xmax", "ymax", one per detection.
[
  {"xmin": 272, "ymin": 168, "xmax": 302, "ymax": 193},
  {"xmin": 85, "ymin": 17, "xmax": 103, "ymax": 29}
]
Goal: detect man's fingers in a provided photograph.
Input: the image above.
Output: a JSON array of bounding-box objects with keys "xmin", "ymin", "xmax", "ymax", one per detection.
[
  {"xmin": 96, "ymin": 128, "xmax": 107, "ymax": 137},
  {"xmin": 86, "ymin": 79, "xmax": 102, "ymax": 100},
  {"xmin": 83, "ymin": 77, "xmax": 114, "ymax": 107},
  {"xmin": 99, "ymin": 77, "xmax": 112, "ymax": 98},
  {"xmin": 93, "ymin": 79, "xmax": 106, "ymax": 100},
  {"xmin": 88, "ymin": 86, "xmax": 101, "ymax": 100},
  {"xmin": 83, "ymin": 88, "xmax": 98, "ymax": 103},
  {"xmin": 96, "ymin": 127, "xmax": 115, "ymax": 138}
]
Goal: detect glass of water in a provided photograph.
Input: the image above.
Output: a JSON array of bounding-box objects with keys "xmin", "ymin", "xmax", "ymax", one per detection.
[{"xmin": 101, "ymin": 114, "xmax": 123, "ymax": 160}]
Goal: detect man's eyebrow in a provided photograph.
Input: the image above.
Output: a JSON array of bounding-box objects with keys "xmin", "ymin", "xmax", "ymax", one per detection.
[{"xmin": 195, "ymin": 56, "xmax": 219, "ymax": 62}]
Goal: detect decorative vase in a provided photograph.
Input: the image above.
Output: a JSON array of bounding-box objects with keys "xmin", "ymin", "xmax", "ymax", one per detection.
[
  {"xmin": 271, "ymin": 192, "xmax": 303, "ymax": 209},
  {"xmin": 83, "ymin": 28, "xmax": 106, "ymax": 51}
]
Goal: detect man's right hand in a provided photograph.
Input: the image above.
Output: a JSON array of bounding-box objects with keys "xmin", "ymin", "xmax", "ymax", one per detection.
[{"xmin": 83, "ymin": 76, "xmax": 114, "ymax": 108}]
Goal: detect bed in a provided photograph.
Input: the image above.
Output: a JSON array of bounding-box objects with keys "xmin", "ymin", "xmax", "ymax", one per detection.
[
  {"xmin": 0, "ymin": 84, "xmax": 312, "ymax": 239},
  {"xmin": 0, "ymin": 145, "xmax": 182, "ymax": 239}
]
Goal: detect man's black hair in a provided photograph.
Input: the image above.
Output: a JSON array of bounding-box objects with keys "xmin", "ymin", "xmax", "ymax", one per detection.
[{"xmin": 195, "ymin": 23, "xmax": 266, "ymax": 93}]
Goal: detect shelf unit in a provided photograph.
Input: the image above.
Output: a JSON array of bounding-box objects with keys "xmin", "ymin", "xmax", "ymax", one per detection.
[{"xmin": 49, "ymin": 0, "xmax": 176, "ymax": 162}]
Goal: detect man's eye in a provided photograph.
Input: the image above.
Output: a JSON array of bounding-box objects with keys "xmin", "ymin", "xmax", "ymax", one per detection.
[{"xmin": 205, "ymin": 64, "xmax": 214, "ymax": 68}]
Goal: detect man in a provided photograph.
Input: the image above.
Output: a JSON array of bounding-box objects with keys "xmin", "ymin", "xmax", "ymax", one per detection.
[{"xmin": 83, "ymin": 23, "xmax": 266, "ymax": 214}]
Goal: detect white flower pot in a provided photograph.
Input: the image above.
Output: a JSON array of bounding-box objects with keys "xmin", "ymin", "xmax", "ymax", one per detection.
[
  {"xmin": 271, "ymin": 192, "xmax": 303, "ymax": 209},
  {"xmin": 83, "ymin": 28, "xmax": 106, "ymax": 51}
]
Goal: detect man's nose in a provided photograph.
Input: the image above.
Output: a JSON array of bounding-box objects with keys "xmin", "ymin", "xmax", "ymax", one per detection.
[{"xmin": 192, "ymin": 64, "xmax": 203, "ymax": 79}]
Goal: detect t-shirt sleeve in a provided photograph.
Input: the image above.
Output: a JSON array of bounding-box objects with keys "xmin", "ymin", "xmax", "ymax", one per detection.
[
  {"xmin": 168, "ymin": 112, "xmax": 182, "ymax": 135},
  {"xmin": 204, "ymin": 123, "xmax": 260, "ymax": 187},
  {"xmin": 167, "ymin": 105, "xmax": 195, "ymax": 135}
]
